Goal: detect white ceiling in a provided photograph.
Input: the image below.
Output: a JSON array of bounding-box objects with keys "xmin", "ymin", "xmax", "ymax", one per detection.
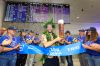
[{"xmin": 5, "ymin": 0, "xmax": 100, "ymax": 23}]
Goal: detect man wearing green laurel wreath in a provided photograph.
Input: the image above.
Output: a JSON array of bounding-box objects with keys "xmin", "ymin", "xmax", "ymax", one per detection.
[{"xmin": 41, "ymin": 18, "xmax": 63, "ymax": 66}]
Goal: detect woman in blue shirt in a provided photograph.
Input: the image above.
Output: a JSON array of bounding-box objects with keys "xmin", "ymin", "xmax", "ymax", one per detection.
[{"xmin": 83, "ymin": 27, "xmax": 100, "ymax": 66}]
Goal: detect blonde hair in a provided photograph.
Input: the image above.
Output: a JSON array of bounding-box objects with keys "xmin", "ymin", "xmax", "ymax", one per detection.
[
  {"xmin": 86, "ymin": 31, "xmax": 98, "ymax": 42},
  {"xmin": 0, "ymin": 27, "xmax": 6, "ymax": 31},
  {"xmin": 0, "ymin": 27, "xmax": 7, "ymax": 36},
  {"xmin": 2, "ymin": 31, "xmax": 7, "ymax": 36}
]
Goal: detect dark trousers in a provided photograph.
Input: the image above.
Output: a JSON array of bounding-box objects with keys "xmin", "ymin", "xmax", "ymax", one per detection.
[
  {"xmin": 16, "ymin": 54, "xmax": 27, "ymax": 66},
  {"xmin": 66, "ymin": 55, "xmax": 73, "ymax": 66},
  {"xmin": 43, "ymin": 57, "xmax": 59, "ymax": 66}
]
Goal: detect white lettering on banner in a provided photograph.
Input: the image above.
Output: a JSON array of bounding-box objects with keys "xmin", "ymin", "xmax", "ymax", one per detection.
[
  {"xmin": 67, "ymin": 46, "xmax": 80, "ymax": 52},
  {"xmin": 28, "ymin": 46, "xmax": 34, "ymax": 50},
  {"xmin": 19, "ymin": 45, "xmax": 25, "ymax": 51},
  {"xmin": 28, "ymin": 46, "xmax": 43, "ymax": 53},
  {"xmin": 48, "ymin": 48, "xmax": 62, "ymax": 56}
]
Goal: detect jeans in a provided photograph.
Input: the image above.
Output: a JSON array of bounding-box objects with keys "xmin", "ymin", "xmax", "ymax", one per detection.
[
  {"xmin": 0, "ymin": 54, "xmax": 17, "ymax": 66},
  {"xmin": 66, "ymin": 55, "xmax": 73, "ymax": 66},
  {"xmin": 79, "ymin": 53, "xmax": 88, "ymax": 66},
  {"xmin": 60, "ymin": 56, "xmax": 73, "ymax": 66},
  {"xmin": 86, "ymin": 54, "xmax": 100, "ymax": 66}
]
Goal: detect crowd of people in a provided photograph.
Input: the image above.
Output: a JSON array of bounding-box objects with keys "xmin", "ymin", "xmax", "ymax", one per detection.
[
  {"xmin": 0, "ymin": 22, "xmax": 100, "ymax": 66},
  {"xmin": 0, "ymin": 26, "xmax": 41, "ymax": 66}
]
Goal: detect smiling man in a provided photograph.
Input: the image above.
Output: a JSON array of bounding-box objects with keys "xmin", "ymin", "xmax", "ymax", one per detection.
[{"xmin": 0, "ymin": 26, "xmax": 20, "ymax": 66}]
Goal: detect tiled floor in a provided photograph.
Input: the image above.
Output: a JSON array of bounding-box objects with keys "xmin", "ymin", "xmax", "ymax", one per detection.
[{"xmin": 25, "ymin": 54, "xmax": 80, "ymax": 66}]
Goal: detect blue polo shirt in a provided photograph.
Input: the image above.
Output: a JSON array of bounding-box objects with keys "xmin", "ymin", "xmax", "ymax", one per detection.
[
  {"xmin": 86, "ymin": 36, "xmax": 100, "ymax": 56},
  {"xmin": 26, "ymin": 35, "xmax": 33, "ymax": 40},
  {"xmin": 33, "ymin": 37, "xmax": 40, "ymax": 45},
  {"xmin": 34, "ymin": 37, "xmax": 39, "ymax": 41},
  {"xmin": 65, "ymin": 36, "xmax": 73, "ymax": 44},
  {"xmin": 77, "ymin": 35, "xmax": 86, "ymax": 43},
  {"xmin": 17, "ymin": 36, "xmax": 26, "ymax": 43},
  {"xmin": 0, "ymin": 34, "xmax": 19, "ymax": 55},
  {"xmin": 25, "ymin": 35, "xmax": 34, "ymax": 45}
]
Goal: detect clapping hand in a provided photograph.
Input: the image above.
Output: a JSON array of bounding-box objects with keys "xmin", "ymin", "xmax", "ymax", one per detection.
[{"xmin": 2, "ymin": 35, "xmax": 12, "ymax": 46}]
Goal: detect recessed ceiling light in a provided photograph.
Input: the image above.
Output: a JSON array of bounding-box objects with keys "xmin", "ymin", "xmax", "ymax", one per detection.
[{"xmin": 76, "ymin": 17, "xmax": 80, "ymax": 19}]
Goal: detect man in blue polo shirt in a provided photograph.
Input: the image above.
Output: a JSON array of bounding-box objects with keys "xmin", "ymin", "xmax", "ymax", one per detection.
[
  {"xmin": 33, "ymin": 32, "xmax": 41, "ymax": 45},
  {"xmin": 60, "ymin": 31, "xmax": 74, "ymax": 66},
  {"xmin": 0, "ymin": 26, "xmax": 20, "ymax": 66},
  {"xmin": 25, "ymin": 30, "xmax": 35, "ymax": 66},
  {"xmin": 64, "ymin": 30, "xmax": 74, "ymax": 66},
  {"xmin": 25, "ymin": 30, "xmax": 34, "ymax": 44},
  {"xmin": 76, "ymin": 29, "xmax": 88, "ymax": 66},
  {"xmin": 77, "ymin": 29, "xmax": 86, "ymax": 43}
]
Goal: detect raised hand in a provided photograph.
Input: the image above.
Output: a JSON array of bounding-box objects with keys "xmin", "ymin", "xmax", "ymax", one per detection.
[
  {"xmin": 56, "ymin": 37, "xmax": 63, "ymax": 42},
  {"xmin": 2, "ymin": 36, "xmax": 12, "ymax": 46}
]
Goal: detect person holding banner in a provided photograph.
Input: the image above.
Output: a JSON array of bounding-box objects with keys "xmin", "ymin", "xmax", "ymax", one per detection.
[
  {"xmin": 0, "ymin": 45, "xmax": 19, "ymax": 53},
  {"xmin": 0, "ymin": 27, "xmax": 18, "ymax": 53},
  {"xmin": 16, "ymin": 29, "xmax": 28, "ymax": 66},
  {"xmin": 33, "ymin": 32, "xmax": 41, "ymax": 45},
  {"xmin": 77, "ymin": 29, "xmax": 86, "ymax": 43},
  {"xmin": 26, "ymin": 31, "xmax": 34, "ymax": 44},
  {"xmin": 25, "ymin": 30, "xmax": 36, "ymax": 66},
  {"xmin": 76, "ymin": 29, "xmax": 88, "ymax": 66},
  {"xmin": 83, "ymin": 27, "xmax": 100, "ymax": 66},
  {"xmin": 64, "ymin": 30, "xmax": 74, "ymax": 66},
  {"xmin": 0, "ymin": 26, "xmax": 20, "ymax": 66},
  {"xmin": 41, "ymin": 19, "xmax": 62, "ymax": 66}
]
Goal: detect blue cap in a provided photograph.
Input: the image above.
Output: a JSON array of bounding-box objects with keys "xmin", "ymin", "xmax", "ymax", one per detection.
[
  {"xmin": 86, "ymin": 27, "xmax": 97, "ymax": 32},
  {"xmin": 7, "ymin": 26, "xmax": 18, "ymax": 30},
  {"xmin": 26, "ymin": 35, "xmax": 32, "ymax": 40},
  {"xmin": 79, "ymin": 29, "xmax": 85, "ymax": 32},
  {"xmin": 35, "ymin": 32, "xmax": 39, "ymax": 35}
]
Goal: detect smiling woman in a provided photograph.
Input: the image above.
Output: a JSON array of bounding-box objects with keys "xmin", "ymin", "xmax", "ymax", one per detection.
[{"xmin": 83, "ymin": 27, "xmax": 100, "ymax": 66}]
